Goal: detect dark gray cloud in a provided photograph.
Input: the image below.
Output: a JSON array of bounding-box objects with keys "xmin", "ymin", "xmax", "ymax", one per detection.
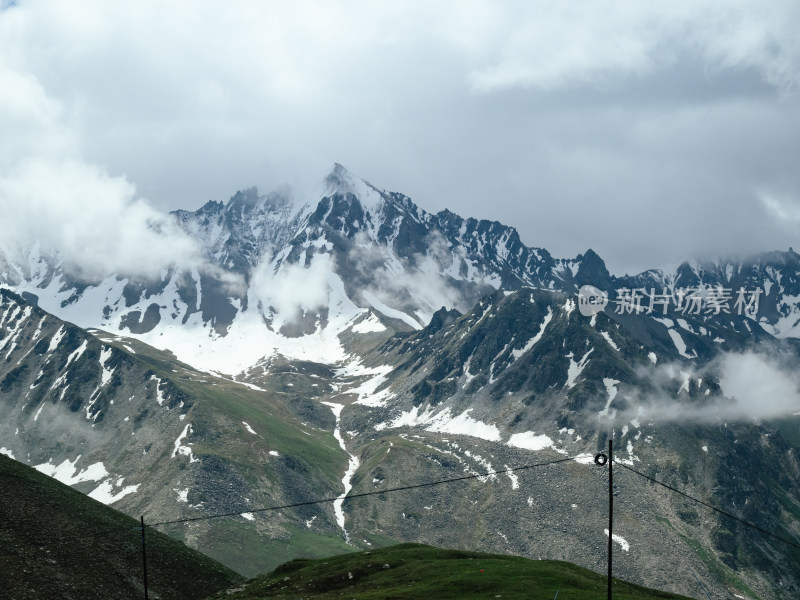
[{"xmin": 1, "ymin": 1, "xmax": 799, "ymax": 275}]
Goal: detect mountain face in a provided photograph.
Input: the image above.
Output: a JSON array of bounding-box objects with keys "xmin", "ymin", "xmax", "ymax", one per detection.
[
  {"xmin": 3, "ymin": 163, "xmax": 800, "ymax": 376},
  {"xmin": 0, "ymin": 288, "xmax": 355, "ymax": 577},
  {"xmin": 4, "ymin": 163, "xmax": 800, "ymax": 378},
  {"xmin": 1, "ymin": 164, "xmax": 800, "ymax": 599},
  {"xmin": 337, "ymin": 289, "xmax": 800, "ymax": 599}
]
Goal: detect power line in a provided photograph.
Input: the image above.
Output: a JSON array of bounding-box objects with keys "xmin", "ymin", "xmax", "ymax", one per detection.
[
  {"xmin": 146, "ymin": 453, "xmax": 800, "ymax": 554},
  {"xmin": 148, "ymin": 456, "xmax": 576, "ymax": 527},
  {"xmin": 614, "ymin": 460, "xmax": 800, "ymax": 552}
]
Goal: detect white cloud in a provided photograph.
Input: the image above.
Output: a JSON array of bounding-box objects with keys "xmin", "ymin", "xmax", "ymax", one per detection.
[
  {"xmin": 464, "ymin": 1, "xmax": 800, "ymax": 93},
  {"xmin": 695, "ymin": 1, "xmax": 800, "ymax": 93},
  {"xmin": 759, "ymin": 192, "xmax": 800, "ymax": 225},
  {"xmin": 717, "ymin": 351, "xmax": 800, "ymax": 421},
  {"xmin": 0, "ymin": 6, "xmax": 207, "ymax": 280},
  {"xmin": 608, "ymin": 351, "xmax": 800, "ymax": 425},
  {"xmin": 350, "ymin": 232, "xmax": 468, "ymax": 323},
  {"xmin": 0, "ymin": 57, "xmax": 71, "ymax": 166},
  {"xmin": 466, "ymin": 3, "xmax": 665, "ymax": 92},
  {"xmin": 0, "ymin": 1, "xmax": 799, "ymax": 275},
  {"xmin": 0, "ymin": 158, "xmax": 202, "ymax": 279},
  {"xmin": 249, "ymin": 252, "xmax": 334, "ymax": 322}
]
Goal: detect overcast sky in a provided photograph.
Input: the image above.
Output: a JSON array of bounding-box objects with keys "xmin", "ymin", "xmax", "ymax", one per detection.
[{"xmin": 1, "ymin": 0, "xmax": 799, "ymax": 275}]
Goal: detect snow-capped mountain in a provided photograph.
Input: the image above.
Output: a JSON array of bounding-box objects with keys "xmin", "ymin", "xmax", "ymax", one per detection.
[
  {"xmin": 5, "ymin": 163, "xmax": 562, "ymax": 375},
  {"xmin": 3, "ymin": 163, "xmax": 800, "ymax": 380},
  {"xmin": 2, "ymin": 163, "xmax": 800, "ymax": 598}
]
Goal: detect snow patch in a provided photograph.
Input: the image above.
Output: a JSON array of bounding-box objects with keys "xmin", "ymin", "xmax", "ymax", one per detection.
[
  {"xmin": 678, "ymin": 370, "xmax": 691, "ymax": 394},
  {"xmin": 378, "ymin": 406, "xmax": 501, "ymax": 442},
  {"xmin": 336, "ymin": 360, "xmax": 394, "ymax": 408},
  {"xmin": 47, "ymin": 325, "xmax": 66, "ymax": 352},
  {"xmin": 511, "ymin": 306, "xmax": 552, "ymax": 360},
  {"xmin": 64, "ymin": 340, "xmax": 88, "ymax": 369},
  {"xmin": 351, "ymin": 311, "xmax": 387, "ymax": 333},
  {"xmin": 321, "ymin": 402, "xmax": 360, "ymax": 543},
  {"xmin": 99, "ymin": 346, "xmax": 115, "ymax": 386},
  {"xmin": 598, "ymin": 378, "xmax": 620, "ymax": 418},
  {"xmin": 507, "ymin": 431, "xmax": 554, "ymax": 451},
  {"xmin": 604, "ymin": 529, "xmax": 630, "ymax": 552},
  {"xmin": 667, "ymin": 329, "xmax": 695, "ymax": 359},
  {"xmin": 600, "ymin": 331, "xmax": 619, "ymax": 351},
  {"xmin": 34, "ymin": 456, "xmax": 108, "ymax": 485},
  {"xmin": 504, "ymin": 466, "xmax": 520, "ymax": 490},
  {"xmin": 89, "ymin": 479, "xmax": 140, "ymax": 505},
  {"xmin": 565, "ymin": 349, "xmax": 593, "ymax": 389},
  {"xmin": 151, "ymin": 376, "xmax": 167, "ymax": 406},
  {"xmin": 363, "ymin": 290, "xmax": 422, "ymax": 330},
  {"xmin": 172, "ymin": 424, "xmax": 198, "ymax": 462}
]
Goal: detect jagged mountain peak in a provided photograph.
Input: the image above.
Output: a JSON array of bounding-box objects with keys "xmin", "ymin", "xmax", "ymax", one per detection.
[
  {"xmin": 574, "ymin": 248, "xmax": 612, "ymax": 288},
  {"xmin": 322, "ymin": 162, "xmax": 385, "ymax": 212},
  {"xmin": 176, "ymin": 185, "xmax": 301, "ymax": 224},
  {"xmin": 7, "ymin": 163, "xmax": 800, "ymax": 376},
  {"xmin": 225, "ymin": 185, "xmax": 296, "ymax": 214},
  {"xmin": 325, "ymin": 162, "xmax": 370, "ymax": 189}
]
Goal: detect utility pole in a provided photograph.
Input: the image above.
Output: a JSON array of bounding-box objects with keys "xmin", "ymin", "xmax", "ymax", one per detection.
[
  {"xmin": 141, "ymin": 516, "xmax": 149, "ymax": 600},
  {"xmin": 607, "ymin": 438, "xmax": 613, "ymax": 600}
]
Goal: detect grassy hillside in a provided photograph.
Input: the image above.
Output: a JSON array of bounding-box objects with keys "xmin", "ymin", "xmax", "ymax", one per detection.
[
  {"xmin": 0, "ymin": 454, "xmax": 243, "ymax": 599},
  {"xmin": 0, "ymin": 288, "xmax": 356, "ymax": 580},
  {"xmin": 209, "ymin": 543, "xmax": 694, "ymax": 600},
  {"xmin": 112, "ymin": 337, "xmax": 360, "ymax": 576}
]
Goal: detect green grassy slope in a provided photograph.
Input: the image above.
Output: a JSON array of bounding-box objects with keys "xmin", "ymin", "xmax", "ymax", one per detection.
[
  {"xmin": 209, "ymin": 543, "xmax": 695, "ymax": 600},
  {"xmin": 0, "ymin": 454, "xmax": 244, "ymax": 599},
  {"xmin": 91, "ymin": 335, "xmax": 357, "ymax": 576}
]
